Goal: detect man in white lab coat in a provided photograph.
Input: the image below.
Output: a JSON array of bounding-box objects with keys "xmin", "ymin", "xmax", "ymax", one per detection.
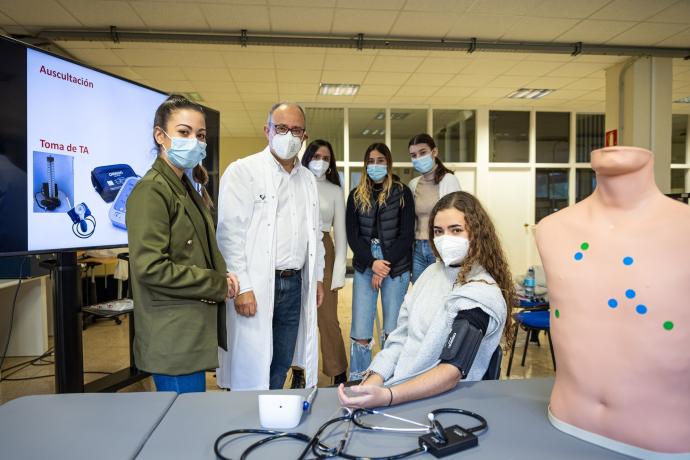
[{"xmin": 216, "ymin": 102, "xmax": 325, "ymax": 390}]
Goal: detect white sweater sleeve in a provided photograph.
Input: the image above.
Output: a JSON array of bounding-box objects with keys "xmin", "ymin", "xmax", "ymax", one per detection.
[{"xmin": 330, "ymin": 187, "xmax": 347, "ymax": 290}]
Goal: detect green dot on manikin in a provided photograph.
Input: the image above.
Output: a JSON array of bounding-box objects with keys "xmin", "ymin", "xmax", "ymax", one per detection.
[
  {"xmin": 555, "ymin": 309, "xmax": 560, "ymax": 318},
  {"xmin": 663, "ymin": 321, "xmax": 674, "ymax": 331},
  {"xmin": 580, "ymin": 242, "xmax": 589, "ymax": 250}
]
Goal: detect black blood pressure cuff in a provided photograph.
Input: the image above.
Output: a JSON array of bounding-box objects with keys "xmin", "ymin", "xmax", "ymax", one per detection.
[{"xmin": 439, "ymin": 308, "xmax": 490, "ymax": 378}]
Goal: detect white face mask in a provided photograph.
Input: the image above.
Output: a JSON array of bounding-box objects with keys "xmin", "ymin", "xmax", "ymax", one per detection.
[
  {"xmin": 308, "ymin": 159, "xmax": 329, "ymax": 178},
  {"xmin": 271, "ymin": 133, "xmax": 303, "ymax": 160},
  {"xmin": 433, "ymin": 235, "xmax": 470, "ymax": 267}
]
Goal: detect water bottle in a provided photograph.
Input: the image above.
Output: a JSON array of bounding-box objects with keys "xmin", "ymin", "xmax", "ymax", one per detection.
[{"xmin": 524, "ymin": 266, "xmax": 536, "ymax": 299}]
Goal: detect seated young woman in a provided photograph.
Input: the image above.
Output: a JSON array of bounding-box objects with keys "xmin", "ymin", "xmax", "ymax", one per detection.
[{"xmin": 338, "ymin": 191, "xmax": 515, "ymax": 408}]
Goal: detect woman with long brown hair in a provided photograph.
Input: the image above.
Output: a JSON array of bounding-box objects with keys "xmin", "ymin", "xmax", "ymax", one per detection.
[
  {"xmin": 345, "ymin": 143, "xmax": 415, "ymax": 381},
  {"xmin": 339, "ymin": 191, "xmax": 514, "ymax": 408}
]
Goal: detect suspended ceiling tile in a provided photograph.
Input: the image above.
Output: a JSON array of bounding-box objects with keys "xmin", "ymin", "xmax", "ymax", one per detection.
[
  {"xmin": 524, "ymin": 53, "xmax": 577, "ymax": 62},
  {"xmin": 278, "ymin": 82, "xmax": 318, "ymax": 93},
  {"xmin": 445, "ymin": 73, "xmax": 497, "ymax": 87},
  {"xmin": 445, "ymin": 13, "xmax": 519, "ymax": 39},
  {"xmin": 131, "ymin": 66, "xmax": 187, "ymax": 80},
  {"xmin": 130, "ymin": 2, "xmax": 209, "ymax": 30},
  {"xmin": 268, "ymin": 6, "xmax": 334, "ymax": 33},
  {"xmin": 241, "ymin": 92, "xmax": 279, "ymax": 103},
  {"xmin": 316, "ymin": 94, "xmax": 356, "ymax": 103},
  {"xmin": 199, "ymin": 90, "xmax": 247, "ymax": 102},
  {"xmin": 97, "ymin": 65, "xmax": 141, "ymax": 81},
  {"xmin": 461, "ymin": 59, "xmax": 518, "ymax": 75},
  {"xmin": 0, "ymin": 0, "xmax": 80, "ymax": 27},
  {"xmin": 527, "ymin": 0, "xmax": 610, "ymax": 19},
  {"xmin": 0, "ymin": 9, "xmax": 15, "ymax": 25},
  {"xmin": 432, "ymin": 86, "xmax": 476, "ymax": 97},
  {"xmin": 268, "ymin": 0, "xmax": 336, "ymax": 6},
  {"xmin": 573, "ymin": 55, "xmax": 628, "ymax": 64},
  {"xmin": 490, "ymin": 75, "xmax": 537, "ymax": 88},
  {"xmin": 527, "ymin": 76, "xmax": 579, "ymax": 88},
  {"xmin": 231, "ymin": 68, "xmax": 276, "ymax": 82},
  {"xmin": 405, "ymin": 73, "xmax": 453, "ymax": 86},
  {"xmin": 502, "ymin": 17, "xmax": 580, "ymax": 41},
  {"xmin": 548, "ymin": 89, "xmax": 591, "ymax": 99},
  {"xmin": 389, "ymin": 11, "xmax": 459, "ymax": 37},
  {"xmin": 353, "ymin": 95, "xmax": 392, "ymax": 104},
  {"xmin": 275, "ymin": 69, "xmax": 322, "ymax": 83},
  {"xmin": 279, "ymin": 93, "xmax": 317, "ymax": 101},
  {"xmin": 69, "ymin": 48, "xmax": 126, "ymax": 67},
  {"xmin": 656, "ymin": 28, "xmax": 690, "ymax": 47},
  {"xmin": 590, "ymin": 0, "xmax": 676, "ymax": 22},
  {"xmin": 57, "ymin": 0, "xmax": 145, "ymax": 28},
  {"xmin": 112, "ymin": 48, "xmax": 179, "ymax": 67},
  {"xmin": 404, "ymin": 0, "xmax": 474, "ymax": 12},
  {"xmin": 548, "ymin": 62, "xmax": 607, "ymax": 78},
  {"xmin": 418, "ymin": 57, "xmax": 472, "ymax": 74},
  {"xmin": 331, "ymin": 9, "xmax": 399, "ymax": 35},
  {"xmin": 151, "ymin": 80, "xmax": 197, "ymax": 92},
  {"xmin": 555, "ymin": 19, "xmax": 637, "ymax": 44},
  {"xmin": 363, "ymin": 71, "xmax": 410, "ymax": 85},
  {"xmin": 468, "ymin": 0, "xmax": 543, "ymax": 16},
  {"xmin": 471, "ymin": 87, "xmax": 515, "ymax": 98},
  {"xmin": 193, "ymin": 80, "xmax": 238, "ymax": 92},
  {"xmin": 504, "ymin": 60, "xmax": 564, "ymax": 76},
  {"xmin": 223, "ymin": 51, "xmax": 275, "ymax": 69},
  {"xmin": 389, "ymin": 96, "xmax": 430, "ymax": 106},
  {"xmin": 369, "ymin": 55, "xmax": 425, "ymax": 73},
  {"xmin": 336, "ymin": 0, "xmax": 406, "ymax": 10},
  {"xmin": 234, "ymin": 81, "xmax": 278, "ymax": 93},
  {"xmin": 182, "ymin": 67, "xmax": 232, "ymax": 82},
  {"xmin": 649, "ymin": 1, "xmax": 690, "ymax": 23},
  {"xmin": 320, "ymin": 70, "xmax": 367, "ymax": 83},
  {"xmin": 564, "ymin": 78, "xmax": 605, "ymax": 90},
  {"xmin": 355, "ymin": 84, "xmax": 401, "ymax": 96},
  {"xmin": 199, "ymin": 4, "xmax": 271, "ymax": 32},
  {"xmin": 606, "ymin": 22, "xmax": 687, "ymax": 46},
  {"xmin": 274, "ymin": 52, "xmax": 325, "ymax": 70},
  {"xmin": 323, "ymin": 53, "xmax": 376, "ymax": 71},
  {"xmin": 394, "ymin": 85, "xmax": 438, "ymax": 97}
]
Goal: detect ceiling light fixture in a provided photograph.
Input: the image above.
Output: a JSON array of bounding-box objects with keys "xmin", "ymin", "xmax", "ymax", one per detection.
[
  {"xmin": 319, "ymin": 83, "xmax": 359, "ymax": 96},
  {"xmin": 673, "ymin": 96, "xmax": 690, "ymax": 104},
  {"xmin": 375, "ymin": 111, "xmax": 409, "ymax": 120},
  {"xmin": 507, "ymin": 88, "xmax": 554, "ymax": 99}
]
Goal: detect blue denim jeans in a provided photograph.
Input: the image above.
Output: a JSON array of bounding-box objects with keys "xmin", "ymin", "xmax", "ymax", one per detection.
[
  {"xmin": 269, "ymin": 271, "xmax": 303, "ymax": 390},
  {"xmin": 152, "ymin": 371, "xmax": 206, "ymax": 394},
  {"xmin": 350, "ymin": 243, "xmax": 410, "ymax": 380},
  {"xmin": 412, "ymin": 239, "xmax": 437, "ymax": 284}
]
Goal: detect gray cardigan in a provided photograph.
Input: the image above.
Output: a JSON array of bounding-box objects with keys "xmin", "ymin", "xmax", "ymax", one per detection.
[{"xmin": 369, "ymin": 262, "xmax": 507, "ymax": 385}]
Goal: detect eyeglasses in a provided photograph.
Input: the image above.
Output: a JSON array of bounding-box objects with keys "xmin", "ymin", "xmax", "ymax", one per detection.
[{"xmin": 271, "ymin": 123, "xmax": 305, "ymax": 138}]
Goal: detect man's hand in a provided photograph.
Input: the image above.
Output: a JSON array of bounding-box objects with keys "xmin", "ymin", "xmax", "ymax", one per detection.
[
  {"xmin": 372, "ymin": 259, "xmax": 391, "ymax": 278},
  {"xmin": 234, "ymin": 290, "xmax": 257, "ymax": 317},
  {"xmin": 316, "ymin": 281, "xmax": 324, "ymax": 308},
  {"xmin": 226, "ymin": 273, "xmax": 239, "ymax": 299}
]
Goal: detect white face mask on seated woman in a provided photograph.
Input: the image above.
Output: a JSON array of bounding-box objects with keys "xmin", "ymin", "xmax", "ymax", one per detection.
[{"xmin": 433, "ymin": 235, "xmax": 469, "ymax": 266}]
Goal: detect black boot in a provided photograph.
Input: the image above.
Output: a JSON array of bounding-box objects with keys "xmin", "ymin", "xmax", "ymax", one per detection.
[
  {"xmin": 333, "ymin": 372, "xmax": 347, "ymax": 385},
  {"xmin": 290, "ymin": 368, "xmax": 305, "ymax": 389}
]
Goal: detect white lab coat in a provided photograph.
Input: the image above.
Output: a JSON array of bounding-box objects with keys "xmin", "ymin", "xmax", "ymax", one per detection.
[{"xmin": 216, "ymin": 147, "xmax": 325, "ymax": 390}]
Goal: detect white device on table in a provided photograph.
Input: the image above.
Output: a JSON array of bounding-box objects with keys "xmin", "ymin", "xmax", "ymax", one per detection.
[{"xmin": 258, "ymin": 394, "xmax": 305, "ymax": 429}]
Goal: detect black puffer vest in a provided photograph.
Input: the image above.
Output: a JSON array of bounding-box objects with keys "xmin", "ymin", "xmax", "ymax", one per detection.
[{"xmin": 354, "ymin": 183, "xmax": 411, "ymax": 277}]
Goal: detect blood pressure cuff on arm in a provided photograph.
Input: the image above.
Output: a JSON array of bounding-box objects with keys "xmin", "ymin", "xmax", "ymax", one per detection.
[{"xmin": 439, "ymin": 308, "xmax": 490, "ymax": 378}]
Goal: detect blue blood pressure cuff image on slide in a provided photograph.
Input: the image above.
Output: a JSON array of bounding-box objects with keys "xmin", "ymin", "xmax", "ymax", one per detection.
[
  {"xmin": 109, "ymin": 176, "xmax": 140, "ymax": 229},
  {"xmin": 67, "ymin": 202, "xmax": 96, "ymax": 239},
  {"xmin": 91, "ymin": 164, "xmax": 138, "ymax": 202}
]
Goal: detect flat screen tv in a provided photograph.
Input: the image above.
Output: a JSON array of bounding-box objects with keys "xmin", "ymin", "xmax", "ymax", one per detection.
[{"xmin": 0, "ymin": 36, "xmax": 219, "ymax": 256}]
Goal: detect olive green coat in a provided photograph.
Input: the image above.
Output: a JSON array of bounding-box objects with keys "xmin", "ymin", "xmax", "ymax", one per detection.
[{"xmin": 126, "ymin": 157, "xmax": 227, "ymax": 376}]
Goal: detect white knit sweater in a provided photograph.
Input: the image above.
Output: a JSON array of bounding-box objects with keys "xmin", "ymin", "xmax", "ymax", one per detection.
[{"xmin": 369, "ymin": 262, "xmax": 507, "ymax": 385}]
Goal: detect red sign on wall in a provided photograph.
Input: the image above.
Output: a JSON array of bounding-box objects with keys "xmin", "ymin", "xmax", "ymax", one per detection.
[{"xmin": 605, "ymin": 129, "xmax": 618, "ymax": 147}]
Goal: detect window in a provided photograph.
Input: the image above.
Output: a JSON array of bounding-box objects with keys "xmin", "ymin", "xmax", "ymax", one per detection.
[
  {"xmin": 432, "ymin": 110, "xmax": 476, "ymax": 162},
  {"xmin": 489, "ymin": 111, "xmax": 529, "ymax": 162},
  {"xmin": 576, "ymin": 114, "xmax": 605, "ymax": 163},
  {"xmin": 349, "ymin": 108, "xmax": 385, "ymax": 163},
  {"xmin": 671, "ymin": 169, "xmax": 686, "ymax": 193},
  {"xmin": 672, "ymin": 114, "xmax": 688, "ymax": 164},
  {"xmin": 535, "ymin": 169, "xmax": 569, "ymax": 222},
  {"xmin": 536, "ymin": 112, "xmax": 570, "ymax": 163},
  {"xmin": 576, "ymin": 169, "xmax": 596, "ymax": 202},
  {"xmin": 304, "ymin": 108, "xmax": 344, "ymax": 161},
  {"xmin": 390, "ymin": 109, "xmax": 427, "ymax": 162}
]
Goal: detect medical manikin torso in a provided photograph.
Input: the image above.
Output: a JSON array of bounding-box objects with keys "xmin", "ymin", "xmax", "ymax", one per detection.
[{"xmin": 536, "ymin": 146, "xmax": 690, "ymax": 454}]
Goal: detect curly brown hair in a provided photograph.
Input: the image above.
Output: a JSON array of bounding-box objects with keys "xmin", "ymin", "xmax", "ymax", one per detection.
[{"xmin": 428, "ymin": 191, "xmax": 516, "ymax": 348}]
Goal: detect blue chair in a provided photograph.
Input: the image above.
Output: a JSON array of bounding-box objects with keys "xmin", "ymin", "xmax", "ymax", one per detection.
[{"xmin": 506, "ymin": 310, "xmax": 555, "ymax": 377}]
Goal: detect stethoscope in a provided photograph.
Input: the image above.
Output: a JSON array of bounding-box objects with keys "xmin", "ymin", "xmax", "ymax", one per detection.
[{"xmin": 214, "ymin": 407, "xmax": 488, "ymax": 460}]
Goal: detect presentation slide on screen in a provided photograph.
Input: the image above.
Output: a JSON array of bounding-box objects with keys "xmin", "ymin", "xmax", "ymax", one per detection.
[{"xmin": 26, "ymin": 49, "xmax": 167, "ymax": 251}]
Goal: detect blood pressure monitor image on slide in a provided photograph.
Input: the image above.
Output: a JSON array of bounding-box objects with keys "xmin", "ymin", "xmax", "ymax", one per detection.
[{"xmin": 32, "ymin": 151, "xmax": 74, "ymax": 213}]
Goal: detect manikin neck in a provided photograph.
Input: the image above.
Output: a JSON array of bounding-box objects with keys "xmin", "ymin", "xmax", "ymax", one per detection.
[{"xmin": 592, "ymin": 162, "xmax": 659, "ymax": 211}]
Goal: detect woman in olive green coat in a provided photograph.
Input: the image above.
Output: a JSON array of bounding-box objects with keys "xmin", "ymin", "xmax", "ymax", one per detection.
[{"xmin": 126, "ymin": 94, "xmax": 238, "ymax": 393}]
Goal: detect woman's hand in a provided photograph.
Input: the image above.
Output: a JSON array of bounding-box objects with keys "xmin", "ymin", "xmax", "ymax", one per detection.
[
  {"xmin": 372, "ymin": 259, "xmax": 391, "ymax": 277},
  {"xmin": 372, "ymin": 274, "xmax": 384, "ymax": 290},
  {"xmin": 337, "ymin": 383, "xmax": 391, "ymax": 409},
  {"xmin": 226, "ymin": 273, "xmax": 239, "ymax": 299}
]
